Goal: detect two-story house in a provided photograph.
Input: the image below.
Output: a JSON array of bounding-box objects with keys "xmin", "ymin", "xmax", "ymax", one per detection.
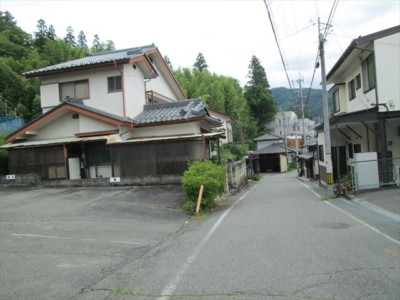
[
  {"xmin": 266, "ymin": 111, "xmax": 315, "ymax": 146},
  {"xmin": 316, "ymin": 25, "xmax": 400, "ymax": 190},
  {"xmin": 1, "ymin": 44, "xmax": 225, "ymax": 182}
]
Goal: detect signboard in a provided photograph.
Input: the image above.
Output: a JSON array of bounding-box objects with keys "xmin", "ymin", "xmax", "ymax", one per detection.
[{"xmin": 110, "ymin": 177, "xmax": 120, "ymax": 183}]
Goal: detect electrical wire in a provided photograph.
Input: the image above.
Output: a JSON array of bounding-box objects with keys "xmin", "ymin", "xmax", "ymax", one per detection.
[
  {"xmin": 305, "ymin": 0, "xmax": 340, "ymax": 105},
  {"xmin": 263, "ymin": 0, "xmax": 296, "ymax": 103}
]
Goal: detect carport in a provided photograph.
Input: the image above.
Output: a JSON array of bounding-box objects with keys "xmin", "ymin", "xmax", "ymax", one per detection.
[{"xmin": 252, "ymin": 142, "xmax": 296, "ymax": 173}]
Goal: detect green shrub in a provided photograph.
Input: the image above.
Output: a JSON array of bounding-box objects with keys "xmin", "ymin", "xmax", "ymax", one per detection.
[
  {"xmin": 181, "ymin": 160, "xmax": 226, "ymax": 211},
  {"xmin": 220, "ymin": 143, "xmax": 248, "ymax": 161},
  {"xmin": 252, "ymin": 174, "xmax": 261, "ymax": 181}
]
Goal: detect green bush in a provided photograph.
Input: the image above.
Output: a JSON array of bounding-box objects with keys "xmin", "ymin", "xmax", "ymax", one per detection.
[
  {"xmin": 220, "ymin": 143, "xmax": 248, "ymax": 161},
  {"xmin": 181, "ymin": 160, "xmax": 226, "ymax": 212}
]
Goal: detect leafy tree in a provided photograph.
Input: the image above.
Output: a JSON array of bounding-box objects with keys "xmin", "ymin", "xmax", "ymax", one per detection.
[
  {"xmin": 0, "ymin": 11, "xmax": 31, "ymax": 59},
  {"xmin": 34, "ymin": 19, "xmax": 48, "ymax": 50},
  {"xmin": 104, "ymin": 40, "xmax": 115, "ymax": 51},
  {"xmin": 193, "ymin": 52, "xmax": 208, "ymax": 72},
  {"xmin": 244, "ymin": 55, "xmax": 277, "ymax": 133},
  {"xmin": 64, "ymin": 26, "xmax": 76, "ymax": 46}
]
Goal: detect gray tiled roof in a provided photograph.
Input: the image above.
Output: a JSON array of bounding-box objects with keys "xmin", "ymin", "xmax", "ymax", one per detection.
[
  {"xmin": 134, "ymin": 99, "xmax": 220, "ymax": 125},
  {"xmin": 23, "ymin": 44, "xmax": 157, "ymax": 76},
  {"xmin": 63, "ymin": 97, "xmax": 134, "ymax": 123},
  {"xmin": 253, "ymin": 142, "xmax": 296, "ymax": 155},
  {"xmin": 5, "ymin": 97, "xmax": 134, "ymax": 140},
  {"xmin": 254, "ymin": 133, "xmax": 282, "ymax": 141}
]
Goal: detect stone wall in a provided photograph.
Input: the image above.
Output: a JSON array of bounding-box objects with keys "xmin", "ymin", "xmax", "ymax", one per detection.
[{"xmin": 226, "ymin": 159, "xmax": 248, "ymax": 193}]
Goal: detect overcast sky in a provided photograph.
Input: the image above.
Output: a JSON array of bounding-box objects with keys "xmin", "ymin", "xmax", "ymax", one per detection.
[{"xmin": 1, "ymin": 0, "xmax": 399, "ymax": 89}]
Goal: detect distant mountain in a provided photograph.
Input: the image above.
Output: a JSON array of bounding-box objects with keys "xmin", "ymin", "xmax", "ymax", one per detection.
[{"xmin": 271, "ymin": 87, "xmax": 332, "ymax": 123}]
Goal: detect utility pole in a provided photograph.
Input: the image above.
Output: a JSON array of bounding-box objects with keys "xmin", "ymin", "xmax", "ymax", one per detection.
[
  {"xmin": 318, "ymin": 17, "xmax": 334, "ymax": 198},
  {"xmin": 294, "ymin": 74, "xmax": 307, "ymax": 147}
]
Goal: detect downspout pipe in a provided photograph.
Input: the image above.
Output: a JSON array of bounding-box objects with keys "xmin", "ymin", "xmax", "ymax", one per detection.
[
  {"xmin": 114, "ymin": 60, "xmax": 127, "ymax": 117},
  {"xmin": 202, "ymin": 135, "xmax": 206, "ymax": 161}
]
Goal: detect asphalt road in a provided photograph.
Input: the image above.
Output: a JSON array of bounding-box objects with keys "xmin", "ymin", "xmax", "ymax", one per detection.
[{"xmin": 1, "ymin": 173, "xmax": 399, "ymax": 300}]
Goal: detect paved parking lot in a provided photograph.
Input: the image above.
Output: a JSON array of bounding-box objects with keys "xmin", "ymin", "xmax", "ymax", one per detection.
[{"xmin": 0, "ymin": 185, "xmax": 190, "ymax": 300}]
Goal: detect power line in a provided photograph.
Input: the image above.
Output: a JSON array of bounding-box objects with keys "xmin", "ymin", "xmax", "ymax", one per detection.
[
  {"xmin": 263, "ymin": 0, "xmax": 296, "ymax": 103},
  {"xmin": 305, "ymin": 0, "xmax": 340, "ymax": 105}
]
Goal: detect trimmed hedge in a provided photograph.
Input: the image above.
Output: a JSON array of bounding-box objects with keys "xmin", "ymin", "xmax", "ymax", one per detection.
[{"xmin": 181, "ymin": 160, "xmax": 226, "ymax": 213}]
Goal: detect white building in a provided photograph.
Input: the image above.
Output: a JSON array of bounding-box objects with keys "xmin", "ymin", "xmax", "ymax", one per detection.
[{"xmin": 316, "ymin": 25, "xmax": 400, "ymax": 189}]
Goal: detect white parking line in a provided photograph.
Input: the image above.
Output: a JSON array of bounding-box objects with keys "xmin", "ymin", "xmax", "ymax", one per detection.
[
  {"xmin": 11, "ymin": 234, "xmax": 144, "ymax": 245},
  {"xmin": 297, "ymin": 180, "xmax": 400, "ymax": 246}
]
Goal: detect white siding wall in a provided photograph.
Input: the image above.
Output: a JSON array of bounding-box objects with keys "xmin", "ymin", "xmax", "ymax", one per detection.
[
  {"xmin": 375, "ymin": 33, "xmax": 400, "ymax": 111},
  {"xmin": 123, "ymin": 63, "xmax": 146, "ymax": 118},
  {"xmin": 145, "ymin": 58, "xmax": 180, "ymax": 101},
  {"xmin": 340, "ymin": 59, "xmax": 374, "ymax": 113},
  {"xmin": 40, "ymin": 66, "xmax": 126, "ymax": 116},
  {"xmin": 32, "ymin": 112, "xmax": 79, "ymax": 140},
  {"xmin": 40, "ymin": 83, "xmax": 60, "ymax": 112},
  {"xmin": 79, "ymin": 115, "xmax": 118, "ymax": 133},
  {"xmin": 127, "ymin": 122, "xmax": 200, "ymax": 139}
]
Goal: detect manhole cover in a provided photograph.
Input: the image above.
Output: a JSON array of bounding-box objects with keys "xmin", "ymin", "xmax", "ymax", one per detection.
[{"xmin": 317, "ymin": 222, "xmax": 351, "ymax": 230}]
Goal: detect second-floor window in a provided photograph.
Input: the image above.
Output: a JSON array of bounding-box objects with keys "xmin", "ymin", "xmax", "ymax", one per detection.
[
  {"xmin": 333, "ymin": 90, "xmax": 340, "ymax": 112},
  {"xmin": 108, "ymin": 76, "xmax": 122, "ymax": 92},
  {"xmin": 362, "ymin": 54, "xmax": 376, "ymax": 92},
  {"xmin": 348, "ymin": 79, "xmax": 356, "ymax": 100},
  {"xmin": 355, "ymin": 74, "xmax": 361, "ymax": 90},
  {"xmin": 60, "ymin": 80, "xmax": 89, "ymax": 101}
]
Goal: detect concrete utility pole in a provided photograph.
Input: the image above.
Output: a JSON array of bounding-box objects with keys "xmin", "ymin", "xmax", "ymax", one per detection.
[
  {"xmin": 294, "ymin": 75, "xmax": 307, "ymax": 147},
  {"xmin": 318, "ymin": 17, "xmax": 334, "ymax": 198}
]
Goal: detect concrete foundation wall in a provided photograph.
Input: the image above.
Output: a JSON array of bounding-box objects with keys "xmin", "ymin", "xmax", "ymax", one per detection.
[{"xmin": 1, "ymin": 174, "xmax": 182, "ymax": 187}]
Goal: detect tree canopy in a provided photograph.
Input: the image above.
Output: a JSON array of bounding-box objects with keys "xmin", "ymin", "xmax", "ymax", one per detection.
[{"xmin": 0, "ymin": 11, "xmax": 115, "ymax": 123}]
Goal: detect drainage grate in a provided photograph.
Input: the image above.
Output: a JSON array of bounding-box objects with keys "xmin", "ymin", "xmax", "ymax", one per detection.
[{"xmin": 317, "ymin": 222, "xmax": 351, "ymax": 230}]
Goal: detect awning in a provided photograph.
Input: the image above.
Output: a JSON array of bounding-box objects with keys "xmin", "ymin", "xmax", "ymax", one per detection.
[
  {"xmin": 298, "ymin": 152, "xmax": 315, "ymax": 160},
  {"xmin": 108, "ymin": 132, "xmax": 225, "ymax": 145},
  {"xmin": 0, "ymin": 132, "xmax": 226, "ymax": 149},
  {"xmin": 0, "ymin": 135, "xmax": 114, "ymax": 149}
]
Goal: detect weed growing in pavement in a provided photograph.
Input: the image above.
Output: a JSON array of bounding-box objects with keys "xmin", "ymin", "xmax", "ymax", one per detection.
[
  {"xmin": 252, "ymin": 174, "xmax": 262, "ymax": 181},
  {"xmin": 193, "ymin": 213, "xmax": 207, "ymax": 222},
  {"xmin": 110, "ymin": 287, "xmax": 138, "ymax": 295},
  {"xmin": 321, "ymin": 195, "xmax": 329, "ymax": 201}
]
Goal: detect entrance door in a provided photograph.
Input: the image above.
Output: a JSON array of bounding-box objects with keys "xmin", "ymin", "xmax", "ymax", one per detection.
[
  {"xmin": 332, "ymin": 146, "xmax": 347, "ymax": 182},
  {"xmin": 68, "ymin": 157, "xmax": 80, "ymax": 179}
]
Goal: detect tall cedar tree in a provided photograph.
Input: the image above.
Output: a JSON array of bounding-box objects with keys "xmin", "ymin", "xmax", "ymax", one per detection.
[
  {"xmin": 193, "ymin": 52, "xmax": 208, "ymax": 72},
  {"xmin": 244, "ymin": 55, "xmax": 277, "ymax": 133},
  {"xmin": 64, "ymin": 26, "xmax": 76, "ymax": 46},
  {"xmin": 47, "ymin": 25, "xmax": 57, "ymax": 40},
  {"xmin": 77, "ymin": 30, "xmax": 88, "ymax": 48},
  {"xmin": 34, "ymin": 19, "xmax": 47, "ymax": 50}
]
